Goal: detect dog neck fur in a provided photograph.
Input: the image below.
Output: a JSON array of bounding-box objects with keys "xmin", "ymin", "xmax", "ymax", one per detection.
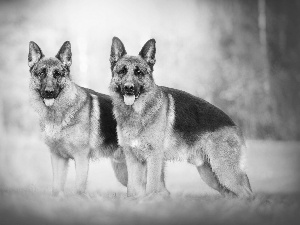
[
  {"xmin": 112, "ymin": 84, "xmax": 165, "ymax": 138},
  {"xmin": 112, "ymin": 84, "xmax": 161, "ymax": 115}
]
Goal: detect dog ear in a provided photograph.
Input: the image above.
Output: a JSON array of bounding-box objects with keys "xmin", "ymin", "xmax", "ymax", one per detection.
[
  {"xmin": 110, "ymin": 37, "xmax": 127, "ymax": 70},
  {"xmin": 56, "ymin": 41, "xmax": 72, "ymax": 67},
  {"xmin": 139, "ymin": 39, "xmax": 156, "ymax": 70},
  {"xmin": 28, "ymin": 41, "xmax": 44, "ymax": 68}
]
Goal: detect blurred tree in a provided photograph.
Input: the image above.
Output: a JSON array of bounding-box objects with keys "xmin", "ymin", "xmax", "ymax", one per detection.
[
  {"xmin": 265, "ymin": 0, "xmax": 300, "ymax": 139},
  {"xmin": 0, "ymin": 0, "xmax": 299, "ymax": 140},
  {"xmin": 204, "ymin": 0, "xmax": 300, "ymax": 140},
  {"xmin": 206, "ymin": 0, "xmax": 273, "ymax": 139}
]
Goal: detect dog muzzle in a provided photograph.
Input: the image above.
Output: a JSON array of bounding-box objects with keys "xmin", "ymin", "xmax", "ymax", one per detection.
[
  {"xmin": 42, "ymin": 90, "xmax": 57, "ymax": 107},
  {"xmin": 122, "ymin": 83, "xmax": 141, "ymax": 106}
]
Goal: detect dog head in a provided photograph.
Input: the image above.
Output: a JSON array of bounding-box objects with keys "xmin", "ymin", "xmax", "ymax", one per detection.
[
  {"xmin": 28, "ymin": 41, "xmax": 72, "ymax": 107},
  {"xmin": 109, "ymin": 37, "xmax": 156, "ymax": 106}
]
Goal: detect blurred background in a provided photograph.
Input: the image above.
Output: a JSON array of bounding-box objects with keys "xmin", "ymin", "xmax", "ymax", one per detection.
[{"xmin": 0, "ymin": 0, "xmax": 299, "ymax": 195}]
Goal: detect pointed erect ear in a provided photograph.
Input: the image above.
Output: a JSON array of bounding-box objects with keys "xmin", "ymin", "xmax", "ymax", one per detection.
[
  {"xmin": 56, "ymin": 41, "xmax": 72, "ymax": 67},
  {"xmin": 139, "ymin": 39, "xmax": 156, "ymax": 70},
  {"xmin": 110, "ymin": 37, "xmax": 127, "ymax": 70},
  {"xmin": 28, "ymin": 41, "xmax": 44, "ymax": 68}
]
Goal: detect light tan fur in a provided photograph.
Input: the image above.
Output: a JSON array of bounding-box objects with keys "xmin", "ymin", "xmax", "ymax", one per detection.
[
  {"xmin": 29, "ymin": 42, "xmax": 127, "ymax": 196},
  {"xmin": 109, "ymin": 37, "xmax": 252, "ymax": 199},
  {"xmin": 115, "ymin": 86, "xmax": 251, "ymax": 198},
  {"xmin": 30, "ymin": 81, "xmax": 123, "ymax": 196}
]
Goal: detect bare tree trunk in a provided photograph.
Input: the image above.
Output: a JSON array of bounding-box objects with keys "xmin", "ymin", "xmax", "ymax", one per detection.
[
  {"xmin": 258, "ymin": 0, "xmax": 270, "ymax": 91},
  {"xmin": 0, "ymin": 99, "xmax": 5, "ymax": 151},
  {"xmin": 77, "ymin": 34, "xmax": 89, "ymax": 87},
  {"xmin": 265, "ymin": 0, "xmax": 300, "ymax": 139}
]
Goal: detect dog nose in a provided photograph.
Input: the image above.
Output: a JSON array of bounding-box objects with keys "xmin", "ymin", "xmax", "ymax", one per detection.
[
  {"xmin": 45, "ymin": 90, "xmax": 54, "ymax": 98},
  {"xmin": 124, "ymin": 83, "xmax": 134, "ymax": 93}
]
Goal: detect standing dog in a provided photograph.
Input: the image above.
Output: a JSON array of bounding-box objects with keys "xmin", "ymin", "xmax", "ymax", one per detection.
[
  {"xmin": 28, "ymin": 41, "xmax": 127, "ymax": 196},
  {"xmin": 109, "ymin": 37, "xmax": 252, "ymax": 199}
]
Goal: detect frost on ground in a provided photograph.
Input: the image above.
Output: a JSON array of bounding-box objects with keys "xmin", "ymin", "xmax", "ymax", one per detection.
[
  {"xmin": 0, "ymin": 136, "xmax": 300, "ymax": 225},
  {"xmin": 0, "ymin": 190, "xmax": 299, "ymax": 225}
]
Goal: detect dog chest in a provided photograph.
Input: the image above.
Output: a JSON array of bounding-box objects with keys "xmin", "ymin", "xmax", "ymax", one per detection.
[
  {"xmin": 118, "ymin": 126, "xmax": 165, "ymax": 160},
  {"xmin": 43, "ymin": 121, "xmax": 89, "ymax": 157},
  {"xmin": 43, "ymin": 122, "xmax": 62, "ymax": 140},
  {"xmin": 129, "ymin": 139, "xmax": 156, "ymax": 160}
]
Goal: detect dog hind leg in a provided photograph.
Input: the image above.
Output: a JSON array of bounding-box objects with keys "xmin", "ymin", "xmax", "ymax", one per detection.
[
  {"xmin": 196, "ymin": 162, "xmax": 236, "ymax": 197},
  {"xmin": 158, "ymin": 161, "xmax": 170, "ymax": 196},
  {"xmin": 111, "ymin": 159, "xmax": 128, "ymax": 187},
  {"xmin": 242, "ymin": 173, "xmax": 252, "ymax": 192},
  {"xmin": 205, "ymin": 142, "xmax": 253, "ymax": 198},
  {"xmin": 111, "ymin": 147, "xmax": 128, "ymax": 186}
]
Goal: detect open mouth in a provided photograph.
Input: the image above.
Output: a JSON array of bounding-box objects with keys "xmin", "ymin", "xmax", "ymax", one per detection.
[
  {"xmin": 123, "ymin": 90, "xmax": 141, "ymax": 106},
  {"xmin": 41, "ymin": 89, "xmax": 60, "ymax": 107},
  {"xmin": 119, "ymin": 85, "xmax": 142, "ymax": 106},
  {"xmin": 123, "ymin": 94, "xmax": 138, "ymax": 106},
  {"xmin": 43, "ymin": 98, "xmax": 55, "ymax": 107}
]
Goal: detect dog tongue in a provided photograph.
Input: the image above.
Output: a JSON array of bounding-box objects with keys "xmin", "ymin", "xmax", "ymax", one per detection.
[
  {"xmin": 44, "ymin": 98, "xmax": 55, "ymax": 107},
  {"xmin": 124, "ymin": 95, "xmax": 135, "ymax": 106}
]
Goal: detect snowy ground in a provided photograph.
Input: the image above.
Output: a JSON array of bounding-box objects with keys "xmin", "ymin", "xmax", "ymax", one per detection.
[{"xmin": 0, "ymin": 135, "xmax": 299, "ymax": 225}]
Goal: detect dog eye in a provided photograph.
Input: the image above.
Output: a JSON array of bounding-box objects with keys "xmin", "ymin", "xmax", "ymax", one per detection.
[
  {"xmin": 134, "ymin": 68, "xmax": 144, "ymax": 76},
  {"xmin": 36, "ymin": 70, "xmax": 45, "ymax": 77},
  {"xmin": 53, "ymin": 71, "xmax": 62, "ymax": 79},
  {"xmin": 117, "ymin": 66, "xmax": 127, "ymax": 75}
]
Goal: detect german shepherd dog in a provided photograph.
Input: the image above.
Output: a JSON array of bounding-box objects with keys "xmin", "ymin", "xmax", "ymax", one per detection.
[
  {"xmin": 28, "ymin": 41, "xmax": 127, "ymax": 197},
  {"xmin": 109, "ymin": 37, "xmax": 252, "ymax": 199}
]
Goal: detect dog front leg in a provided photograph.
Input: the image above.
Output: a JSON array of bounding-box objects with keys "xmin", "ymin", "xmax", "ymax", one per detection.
[
  {"xmin": 51, "ymin": 152, "xmax": 69, "ymax": 197},
  {"xmin": 146, "ymin": 153, "xmax": 164, "ymax": 195},
  {"xmin": 124, "ymin": 148, "xmax": 146, "ymax": 197},
  {"xmin": 74, "ymin": 154, "xmax": 89, "ymax": 195}
]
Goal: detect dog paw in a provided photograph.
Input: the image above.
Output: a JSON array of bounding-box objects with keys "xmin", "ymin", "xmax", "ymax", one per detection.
[
  {"xmin": 52, "ymin": 191, "xmax": 65, "ymax": 201},
  {"xmin": 75, "ymin": 191, "xmax": 91, "ymax": 200},
  {"xmin": 138, "ymin": 191, "xmax": 171, "ymax": 203}
]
